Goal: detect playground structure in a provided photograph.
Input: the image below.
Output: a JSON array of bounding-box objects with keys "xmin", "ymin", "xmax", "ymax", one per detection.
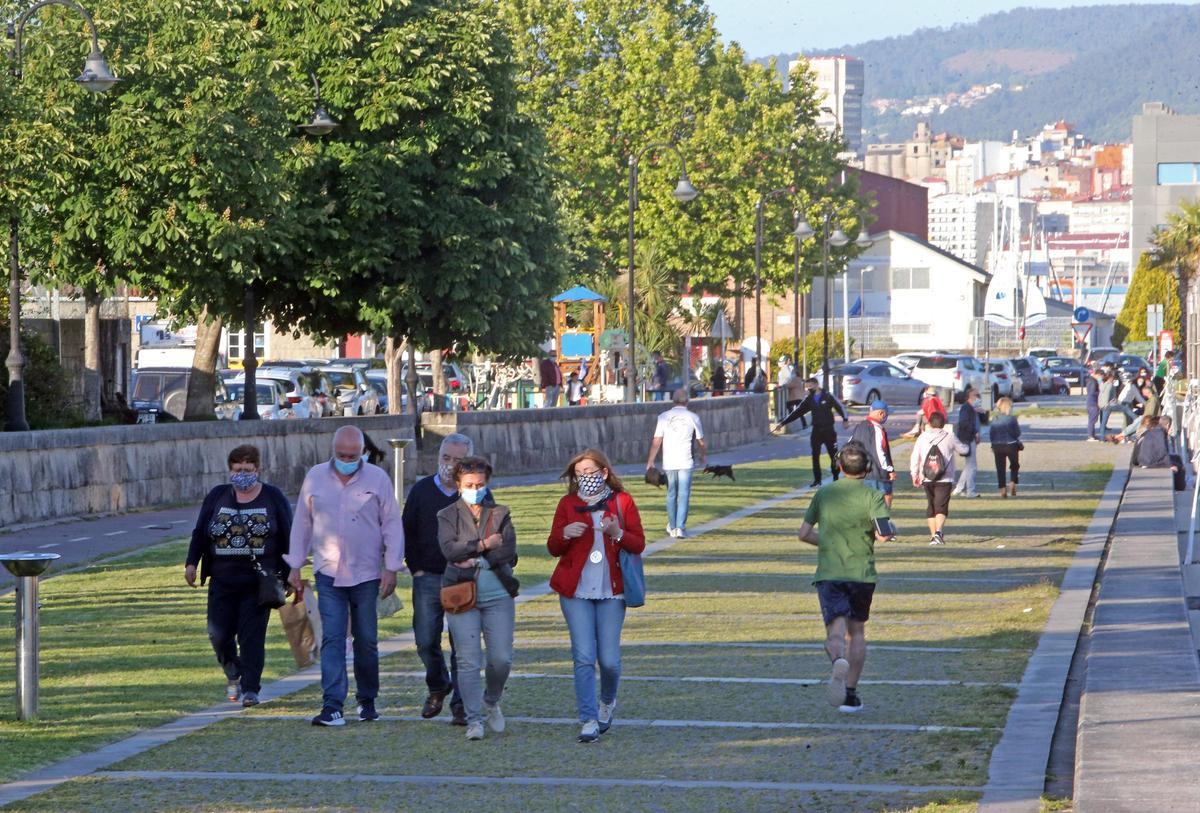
[{"xmin": 551, "ymin": 286, "xmax": 607, "ymax": 389}]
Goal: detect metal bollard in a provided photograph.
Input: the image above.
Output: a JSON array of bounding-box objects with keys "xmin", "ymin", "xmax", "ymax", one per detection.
[
  {"xmin": 1, "ymin": 552, "xmax": 60, "ymax": 720},
  {"xmin": 388, "ymin": 438, "xmax": 411, "ymax": 508}
]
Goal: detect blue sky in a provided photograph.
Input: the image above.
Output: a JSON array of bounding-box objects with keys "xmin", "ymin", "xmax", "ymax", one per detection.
[{"xmin": 704, "ymin": 0, "xmax": 1175, "ymax": 56}]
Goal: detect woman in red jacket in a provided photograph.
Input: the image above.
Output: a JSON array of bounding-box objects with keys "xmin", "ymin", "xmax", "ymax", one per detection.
[{"xmin": 547, "ymin": 448, "xmax": 646, "ymax": 743}]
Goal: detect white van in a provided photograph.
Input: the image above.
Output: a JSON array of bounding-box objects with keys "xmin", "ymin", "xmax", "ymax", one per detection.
[{"xmin": 136, "ymin": 346, "xmax": 196, "ymax": 368}]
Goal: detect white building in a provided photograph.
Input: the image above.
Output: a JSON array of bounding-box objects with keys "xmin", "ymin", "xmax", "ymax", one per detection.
[
  {"xmin": 928, "ymin": 193, "xmax": 1036, "ymax": 269},
  {"xmin": 792, "ymin": 56, "xmax": 864, "ymax": 155},
  {"xmin": 810, "ymin": 230, "xmax": 988, "ymax": 352}
]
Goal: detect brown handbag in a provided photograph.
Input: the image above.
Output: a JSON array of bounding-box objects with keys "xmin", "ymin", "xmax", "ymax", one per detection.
[{"xmin": 439, "ymin": 511, "xmax": 491, "ymax": 614}]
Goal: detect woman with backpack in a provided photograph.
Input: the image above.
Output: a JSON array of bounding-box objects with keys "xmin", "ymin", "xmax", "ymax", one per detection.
[
  {"xmin": 989, "ymin": 397, "xmax": 1022, "ymax": 498},
  {"xmin": 909, "ymin": 412, "xmax": 969, "ymax": 545}
]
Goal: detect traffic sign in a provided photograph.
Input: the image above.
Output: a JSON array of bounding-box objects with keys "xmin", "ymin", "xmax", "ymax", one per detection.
[{"xmin": 1073, "ymin": 306, "xmax": 1090, "ymax": 323}]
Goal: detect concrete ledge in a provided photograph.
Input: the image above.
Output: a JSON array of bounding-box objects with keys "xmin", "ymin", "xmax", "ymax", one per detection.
[
  {"xmin": 0, "ymin": 415, "xmax": 415, "ymax": 529},
  {"xmin": 418, "ymin": 395, "xmax": 769, "ymax": 475}
]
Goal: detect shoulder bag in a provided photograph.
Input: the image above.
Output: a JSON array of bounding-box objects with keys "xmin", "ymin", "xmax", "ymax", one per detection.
[
  {"xmin": 613, "ymin": 493, "xmax": 646, "ymax": 608},
  {"xmin": 251, "ymin": 554, "xmax": 287, "ymax": 609},
  {"xmin": 440, "ymin": 512, "xmax": 490, "ymax": 614}
]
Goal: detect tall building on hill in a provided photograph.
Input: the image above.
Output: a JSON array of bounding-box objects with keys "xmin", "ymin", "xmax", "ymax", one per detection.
[
  {"xmin": 1132, "ymin": 102, "xmax": 1200, "ymax": 257},
  {"xmin": 792, "ymin": 56, "xmax": 864, "ymax": 155}
]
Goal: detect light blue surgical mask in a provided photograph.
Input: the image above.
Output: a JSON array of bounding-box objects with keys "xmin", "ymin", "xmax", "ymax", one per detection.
[
  {"xmin": 333, "ymin": 457, "xmax": 361, "ymax": 476},
  {"xmin": 460, "ymin": 486, "xmax": 488, "ymax": 505}
]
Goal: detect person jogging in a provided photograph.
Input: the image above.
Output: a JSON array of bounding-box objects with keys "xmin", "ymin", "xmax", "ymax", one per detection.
[
  {"xmin": 775, "ymin": 377, "xmax": 849, "ymax": 488},
  {"xmin": 796, "ymin": 441, "xmax": 893, "ymax": 713}
]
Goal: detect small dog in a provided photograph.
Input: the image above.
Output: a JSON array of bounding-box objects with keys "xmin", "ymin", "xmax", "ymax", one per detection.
[
  {"xmin": 703, "ymin": 464, "xmax": 735, "ymax": 482},
  {"xmin": 644, "ymin": 467, "xmax": 667, "ymax": 488}
]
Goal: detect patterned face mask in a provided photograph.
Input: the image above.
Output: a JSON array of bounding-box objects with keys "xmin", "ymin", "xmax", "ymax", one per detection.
[
  {"xmin": 577, "ymin": 471, "xmax": 607, "ymax": 497},
  {"xmin": 230, "ymin": 471, "xmax": 259, "ymax": 492}
]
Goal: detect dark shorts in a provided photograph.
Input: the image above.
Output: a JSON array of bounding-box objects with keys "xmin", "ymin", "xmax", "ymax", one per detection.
[
  {"xmin": 815, "ymin": 580, "xmax": 876, "ymax": 625},
  {"xmin": 924, "ymin": 481, "xmax": 953, "ymax": 518}
]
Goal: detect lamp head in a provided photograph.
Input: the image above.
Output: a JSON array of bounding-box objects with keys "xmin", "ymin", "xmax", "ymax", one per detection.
[
  {"xmin": 829, "ymin": 228, "xmax": 850, "ymax": 248},
  {"xmin": 854, "ymin": 230, "xmax": 874, "ymax": 249},
  {"xmin": 298, "ymin": 106, "xmax": 338, "ymax": 137},
  {"xmin": 793, "ymin": 217, "xmax": 815, "ymax": 240},
  {"xmin": 75, "ymin": 50, "xmax": 120, "ymax": 93},
  {"xmin": 673, "ymin": 174, "xmax": 699, "ymax": 203}
]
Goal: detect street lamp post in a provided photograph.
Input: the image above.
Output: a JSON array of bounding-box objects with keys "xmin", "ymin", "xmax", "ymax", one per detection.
[
  {"xmin": 5, "ymin": 0, "xmax": 119, "ymax": 432},
  {"xmin": 792, "ymin": 211, "xmax": 802, "ymax": 369},
  {"xmin": 626, "ymin": 143, "xmax": 698, "ymax": 404}
]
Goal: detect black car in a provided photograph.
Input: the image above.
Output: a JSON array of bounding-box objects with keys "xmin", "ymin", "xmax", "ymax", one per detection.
[
  {"xmin": 1042, "ymin": 356, "xmax": 1087, "ymax": 390},
  {"xmin": 1100, "ymin": 353, "xmax": 1152, "ymax": 383},
  {"xmin": 131, "ymin": 368, "xmax": 237, "ymax": 422}
]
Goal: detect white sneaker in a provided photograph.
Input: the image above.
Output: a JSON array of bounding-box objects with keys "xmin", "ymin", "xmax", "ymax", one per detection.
[
  {"xmin": 826, "ymin": 658, "xmax": 849, "ymax": 707},
  {"xmin": 484, "ymin": 702, "xmax": 505, "ymax": 733},
  {"xmin": 598, "ymin": 700, "xmax": 616, "ymax": 733},
  {"xmin": 466, "ymin": 722, "xmax": 485, "ymax": 741},
  {"xmin": 666, "ymin": 525, "xmax": 674, "ymax": 537},
  {"xmin": 578, "ymin": 720, "xmax": 600, "ymax": 743},
  {"xmin": 951, "ymin": 489, "xmax": 962, "ymax": 497},
  {"xmin": 675, "ymin": 528, "xmax": 687, "ymax": 539}
]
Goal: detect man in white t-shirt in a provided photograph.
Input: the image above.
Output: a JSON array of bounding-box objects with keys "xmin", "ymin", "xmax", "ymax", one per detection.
[{"xmin": 646, "ymin": 388, "xmax": 706, "ymax": 538}]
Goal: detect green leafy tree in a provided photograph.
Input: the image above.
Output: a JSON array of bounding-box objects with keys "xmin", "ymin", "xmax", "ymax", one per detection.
[{"xmin": 1114, "ymin": 253, "xmax": 1181, "ymax": 347}]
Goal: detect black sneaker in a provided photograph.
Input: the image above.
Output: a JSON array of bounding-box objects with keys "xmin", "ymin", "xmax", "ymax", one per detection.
[
  {"xmin": 838, "ymin": 690, "xmax": 864, "ymax": 714},
  {"xmin": 311, "ymin": 707, "xmax": 345, "ymax": 727},
  {"xmin": 241, "ymin": 691, "xmax": 260, "ymax": 708},
  {"xmin": 808, "ymin": 480, "xmax": 822, "ymax": 488},
  {"xmin": 450, "ymin": 701, "xmax": 467, "ymax": 727},
  {"xmin": 357, "ymin": 700, "xmax": 379, "ymax": 722}
]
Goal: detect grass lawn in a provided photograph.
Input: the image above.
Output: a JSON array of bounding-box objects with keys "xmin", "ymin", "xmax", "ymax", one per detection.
[{"xmin": 1, "ymin": 433, "xmax": 1116, "ymax": 812}]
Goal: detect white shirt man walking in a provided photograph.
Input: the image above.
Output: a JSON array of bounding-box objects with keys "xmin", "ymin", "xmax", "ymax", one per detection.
[{"xmin": 646, "ymin": 388, "xmax": 706, "ymax": 538}]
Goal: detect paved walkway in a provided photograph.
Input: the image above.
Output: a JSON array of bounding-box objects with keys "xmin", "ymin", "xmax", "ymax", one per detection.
[{"xmin": 1073, "ymin": 467, "xmax": 1200, "ymax": 812}]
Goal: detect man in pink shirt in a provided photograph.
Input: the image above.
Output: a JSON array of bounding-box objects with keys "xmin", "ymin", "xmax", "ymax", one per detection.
[{"xmin": 287, "ymin": 425, "xmax": 404, "ymax": 726}]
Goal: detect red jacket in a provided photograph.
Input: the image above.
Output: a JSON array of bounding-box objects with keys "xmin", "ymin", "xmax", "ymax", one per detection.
[{"xmin": 547, "ymin": 490, "xmax": 646, "ymax": 598}]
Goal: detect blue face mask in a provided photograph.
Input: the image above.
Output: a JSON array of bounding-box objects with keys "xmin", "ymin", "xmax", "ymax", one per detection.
[
  {"xmin": 333, "ymin": 457, "xmax": 361, "ymax": 476},
  {"xmin": 230, "ymin": 471, "xmax": 258, "ymax": 492},
  {"xmin": 460, "ymin": 486, "xmax": 488, "ymax": 505}
]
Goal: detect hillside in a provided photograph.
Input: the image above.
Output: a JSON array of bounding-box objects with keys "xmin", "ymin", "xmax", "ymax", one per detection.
[{"xmin": 759, "ymin": 4, "xmax": 1200, "ymax": 143}]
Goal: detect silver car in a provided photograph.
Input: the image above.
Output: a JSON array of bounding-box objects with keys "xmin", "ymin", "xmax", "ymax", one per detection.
[
  {"xmin": 318, "ymin": 366, "xmax": 382, "ymax": 415},
  {"xmin": 838, "ymin": 362, "xmax": 928, "ymax": 406}
]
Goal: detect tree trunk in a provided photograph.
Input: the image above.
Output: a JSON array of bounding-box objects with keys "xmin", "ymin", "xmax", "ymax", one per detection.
[
  {"xmin": 184, "ymin": 310, "xmax": 223, "ymax": 420},
  {"xmin": 406, "ymin": 342, "xmax": 420, "ymax": 416},
  {"xmin": 430, "ymin": 348, "xmax": 446, "ymax": 408},
  {"xmin": 384, "ymin": 336, "xmax": 407, "ymax": 415},
  {"xmin": 82, "ymin": 287, "xmax": 102, "ymax": 422}
]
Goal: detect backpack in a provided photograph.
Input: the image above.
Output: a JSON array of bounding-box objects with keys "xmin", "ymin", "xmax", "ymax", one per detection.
[{"xmin": 921, "ymin": 432, "xmax": 948, "ymax": 482}]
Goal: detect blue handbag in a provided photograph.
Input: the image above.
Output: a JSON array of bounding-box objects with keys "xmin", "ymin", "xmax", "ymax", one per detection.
[{"xmin": 614, "ymin": 495, "xmax": 645, "ymax": 608}]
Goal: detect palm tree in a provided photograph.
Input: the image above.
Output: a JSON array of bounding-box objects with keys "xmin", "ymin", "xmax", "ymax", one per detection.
[
  {"xmin": 1149, "ymin": 200, "xmax": 1200, "ymax": 371},
  {"xmin": 595, "ymin": 242, "xmax": 685, "ymax": 369}
]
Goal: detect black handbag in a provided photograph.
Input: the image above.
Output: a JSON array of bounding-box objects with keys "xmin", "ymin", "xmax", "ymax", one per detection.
[{"xmin": 252, "ymin": 555, "xmax": 287, "ymax": 609}]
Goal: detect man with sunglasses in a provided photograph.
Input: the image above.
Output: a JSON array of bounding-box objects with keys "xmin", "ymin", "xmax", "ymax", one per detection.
[{"xmin": 402, "ymin": 432, "xmax": 475, "ymax": 725}]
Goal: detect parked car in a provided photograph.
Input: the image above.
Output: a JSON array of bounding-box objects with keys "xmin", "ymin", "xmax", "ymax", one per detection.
[
  {"xmin": 910, "ymin": 354, "xmax": 986, "ymax": 402},
  {"xmin": 1082, "ymin": 346, "xmax": 1119, "ymax": 366},
  {"xmin": 1042, "ymin": 356, "xmax": 1087, "ymax": 391},
  {"xmin": 403, "ymin": 361, "xmax": 466, "ymax": 393},
  {"xmin": 224, "ymin": 378, "xmax": 293, "ymax": 420},
  {"xmin": 1028, "ymin": 347, "xmax": 1058, "ymax": 360},
  {"xmin": 1100, "ymin": 353, "xmax": 1152, "ymax": 382},
  {"xmin": 838, "ymin": 361, "xmax": 927, "ymax": 406},
  {"xmin": 986, "ymin": 360, "xmax": 1022, "ymax": 401},
  {"xmin": 891, "ymin": 352, "xmax": 930, "ymax": 371},
  {"xmin": 130, "ymin": 368, "xmax": 237, "ymax": 422},
  {"xmin": 1008, "ymin": 357, "xmax": 1044, "ymax": 396},
  {"xmin": 255, "ymin": 367, "xmax": 324, "ymax": 418},
  {"xmin": 318, "ymin": 365, "xmax": 382, "ymax": 415}
]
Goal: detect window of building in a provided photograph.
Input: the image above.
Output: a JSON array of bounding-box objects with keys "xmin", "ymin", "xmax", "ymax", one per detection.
[
  {"xmin": 1157, "ymin": 163, "xmax": 1200, "ymax": 185},
  {"xmin": 228, "ymin": 323, "xmax": 266, "ymax": 361},
  {"xmin": 891, "ymin": 267, "xmax": 930, "ymax": 290}
]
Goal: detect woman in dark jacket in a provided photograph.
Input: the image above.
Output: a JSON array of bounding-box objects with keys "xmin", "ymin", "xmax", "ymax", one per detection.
[
  {"xmin": 437, "ymin": 456, "xmax": 518, "ymax": 742},
  {"xmin": 547, "ymin": 448, "xmax": 646, "ymax": 743},
  {"xmin": 1133, "ymin": 416, "xmax": 1174, "ymax": 469},
  {"xmin": 989, "ymin": 397, "xmax": 1022, "ymax": 498},
  {"xmin": 185, "ymin": 444, "xmax": 292, "ymax": 707}
]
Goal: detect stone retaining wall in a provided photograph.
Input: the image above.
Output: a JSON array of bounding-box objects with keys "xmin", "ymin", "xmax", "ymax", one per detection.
[
  {"xmin": 0, "ymin": 416, "xmax": 416, "ymax": 528},
  {"xmin": 418, "ymin": 395, "xmax": 769, "ymax": 476}
]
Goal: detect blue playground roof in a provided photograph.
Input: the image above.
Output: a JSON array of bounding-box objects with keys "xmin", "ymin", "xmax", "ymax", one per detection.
[{"xmin": 552, "ymin": 285, "xmax": 608, "ymax": 303}]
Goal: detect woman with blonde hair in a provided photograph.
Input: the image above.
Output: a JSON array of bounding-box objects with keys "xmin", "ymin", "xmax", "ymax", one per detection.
[
  {"xmin": 988, "ymin": 397, "xmax": 1022, "ymax": 497},
  {"xmin": 547, "ymin": 448, "xmax": 646, "ymax": 743}
]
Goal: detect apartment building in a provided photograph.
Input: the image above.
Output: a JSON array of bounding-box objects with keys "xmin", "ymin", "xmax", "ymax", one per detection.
[{"xmin": 792, "ymin": 56, "xmax": 865, "ymax": 155}]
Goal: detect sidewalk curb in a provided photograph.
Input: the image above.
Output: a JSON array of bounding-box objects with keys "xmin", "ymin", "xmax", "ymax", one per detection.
[{"xmin": 977, "ymin": 447, "xmax": 1130, "ymax": 813}]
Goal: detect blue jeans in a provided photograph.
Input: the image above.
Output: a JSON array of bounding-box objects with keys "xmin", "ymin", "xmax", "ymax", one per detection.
[
  {"xmin": 1100, "ymin": 403, "xmax": 1137, "ymax": 433},
  {"xmin": 446, "ymin": 596, "xmax": 515, "ymax": 725},
  {"xmin": 652, "ymin": 390, "xmax": 666, "ymax": 401},
  {"xmin": 315, "ymin": 572, "xmax": 380, "ymax": 712},
  {"xmin": 665, "ymin": 468, "xmax": 694, "ymax": 531},
  {"xmin": 411, "ymin": 572, "xmax": 461, "ymax": 708},
  {"xmin": 559, "ymin": 596, "xmax": 626, "ymax": 722}
]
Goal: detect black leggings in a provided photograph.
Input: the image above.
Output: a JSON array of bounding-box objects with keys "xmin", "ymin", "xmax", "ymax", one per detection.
[
  {"xmin": 811, "ymin": 430, "xmax": 838, "ymax": 483},
  {"xmin": 206, "ymin": 578, "xmax": 271, "ymax": 694},
  {"xmin": 992, "ymin": 445, "xmax": 1020, "ymax": 489}
]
